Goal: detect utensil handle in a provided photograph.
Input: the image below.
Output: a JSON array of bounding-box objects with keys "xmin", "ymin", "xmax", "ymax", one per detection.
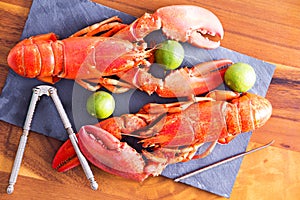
[
  {"xmin": 7, "ymin": 133, "xmax": 28, "ymax": 194},
  {"xmin": 68, "ymin": 130, "xmax": 98, "ymax": 190},
  {"xmin": 7, "ymin": 88, "xmax": 40, "ymax": 194},
  {"xmin": 49, "ymin": 87, "xmax": 98, "ymax": 190}
]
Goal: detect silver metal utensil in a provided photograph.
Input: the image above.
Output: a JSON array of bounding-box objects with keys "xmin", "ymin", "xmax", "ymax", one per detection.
[
  {"xmin": 174, "ymin": 140, "xmax": 274, "ymax": 182},
  {"xmin": 6, "ymin": 86, "xmax": 40, "ymax": 194},
  {"xmin": 7, "ymin": 85, "xmax": 98, "ymax": 194}
]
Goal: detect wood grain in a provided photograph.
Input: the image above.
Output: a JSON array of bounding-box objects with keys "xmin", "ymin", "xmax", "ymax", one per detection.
[
  {"xmin": 94, "ymin": 0, "xmax": 300, "ymax": 68},
  {"xmin": 0, "ymin": 0, "xmax": 300, "ymax": 199}
]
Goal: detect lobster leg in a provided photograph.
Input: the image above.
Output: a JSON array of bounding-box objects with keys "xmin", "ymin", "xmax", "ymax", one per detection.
[
  {"xmin": 191, "ymin": 140, "xmax": 218, "ymax": 159},
  {"xmin": 116, "ymin": 59, "xmax": 233, "ymax": 98},
  {"xmin": 75, "ymin": 76, "xmax": 134, "ymax": 92},
  {"xmin": 141, "ymin": 138, "xmax": 218, "ymax": 164},
  {"xmin": 98, "ymin": 78, "xmax": 133, "ymax": 93},
  {"xmin": 113, "ymin": 12, "xmax": 161, "ymax": 42},
  {"xmin": 206, "ymin": 90, "xmax": 240, "ymax": 101},
  {"xmin": 71, "ymin": 16, "xmax": 124, "ymax": 37}
]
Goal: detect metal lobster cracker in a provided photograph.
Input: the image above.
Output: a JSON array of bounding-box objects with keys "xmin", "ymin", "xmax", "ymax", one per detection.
[{"xmin": 7, "ymin": 85, "xmax": 98, "ymax": 194}]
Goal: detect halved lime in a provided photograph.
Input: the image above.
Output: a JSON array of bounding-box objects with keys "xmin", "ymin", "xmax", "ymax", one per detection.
[
  {"xmin": 224, "ymin": 62, "xmax": 256, "ymax": 92},
  {"xmin": 86, "ymin": 91, "xmax": 115, "ymax": 119},
  {"xmin": 155, "ymin": 40, "xmax": 184, "ymax": 70}
]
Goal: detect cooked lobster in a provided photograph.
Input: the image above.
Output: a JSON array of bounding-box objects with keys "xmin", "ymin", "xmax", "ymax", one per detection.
[
  {"xmin": 7, "ymin": 5, "xmax": 230, "ymax": 98},
  {"xmin": 52, "ymin": 90, "xmax": 272, "ymax": 181}
]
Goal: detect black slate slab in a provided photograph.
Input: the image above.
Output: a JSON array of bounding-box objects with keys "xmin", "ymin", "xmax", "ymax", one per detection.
[{"xmin": 0, "ymin": 0, "xmax": 275, "ymax": 197}]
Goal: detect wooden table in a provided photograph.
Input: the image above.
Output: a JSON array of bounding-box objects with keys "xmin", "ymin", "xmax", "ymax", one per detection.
[{"xmin": 0, "ymin": 0, "xmax": 299, "ymax": 199}]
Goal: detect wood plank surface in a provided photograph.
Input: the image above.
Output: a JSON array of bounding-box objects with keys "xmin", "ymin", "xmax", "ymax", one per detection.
[{"xmin": 0, "ymin": 0, "xmax": 299, "ymax": 199}]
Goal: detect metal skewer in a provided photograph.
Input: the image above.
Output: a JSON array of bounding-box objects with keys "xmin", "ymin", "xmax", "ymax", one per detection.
[
  {"xmin": 174, "ymin": 140, "xmax": 275, "ymax": 182},
  {"xmin": 7, "ymin": 85, "xmax": 98, "ymax": 194}
]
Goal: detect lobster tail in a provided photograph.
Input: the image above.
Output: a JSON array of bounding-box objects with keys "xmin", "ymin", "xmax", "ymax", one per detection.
[
  {"xmin": 7, "ymin": 33, "xmax": 63, "ymax": 83},
  {"xmin": 218, "ymin": 92, "xmax": 272, "ymax": 144},
  {"xmin": 237, "ymin": 93, "xmax": 272, "ymax": 130},
  {"xmin": 7, "ymin": 38, "xmax": 42, "ymax": 78}
]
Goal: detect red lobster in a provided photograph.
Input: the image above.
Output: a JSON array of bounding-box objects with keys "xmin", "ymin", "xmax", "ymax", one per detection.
[
  {"xmin": 7, "ymin": 5, "xmax": 230, "ymax": 98},
  {"xmin": 52, "ymin": 90, "xmax": 272, "ymax": 181}
]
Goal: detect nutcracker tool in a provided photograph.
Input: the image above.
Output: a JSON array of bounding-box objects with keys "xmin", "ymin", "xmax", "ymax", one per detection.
[{"xmin": 7, "ymin": 85, "xmax": 98, "ymax": 194}]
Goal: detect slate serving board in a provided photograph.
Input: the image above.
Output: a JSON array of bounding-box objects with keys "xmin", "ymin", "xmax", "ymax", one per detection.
[{"xmin": 0, "ymin": 0, "xmax": 275, "ymax": 197}]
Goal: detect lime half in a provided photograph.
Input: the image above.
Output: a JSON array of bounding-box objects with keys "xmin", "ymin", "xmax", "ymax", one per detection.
[
  {"xmin": 224, "ymin": 62, "xmax": 256, "ymax": 92},
  {"xmin": 155, "ymin": 40, "xmax": 184, "ymax": 70}
]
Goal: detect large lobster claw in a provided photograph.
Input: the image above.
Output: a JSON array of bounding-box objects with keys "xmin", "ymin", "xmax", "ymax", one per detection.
[
  {"xmin": 114, "ymin": 5, "xmax": 224, "ymax": 49},
  {"xmin": 53, "ymin": 125, "xmax": 154, "ymax": 182},
  {"xmin": 155, "ymin": 5, "xmax": 224, "ymax": 49}
]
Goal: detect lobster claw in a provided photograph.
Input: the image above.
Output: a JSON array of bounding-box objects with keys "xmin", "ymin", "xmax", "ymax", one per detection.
[
  {"xmin": 52, "ymin": 125, "xmax": 151, "ymax": 182},
  {"xmin": 52, "ymin": 135, "xmax": 80, "ymax": 172},
  {"xmin": 114, "ymin": 5, "xmax": 224, "ymax": 49},
  {"xmin": 154, "ymin": 5, "xmax": 224, "ymax": 49}
]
